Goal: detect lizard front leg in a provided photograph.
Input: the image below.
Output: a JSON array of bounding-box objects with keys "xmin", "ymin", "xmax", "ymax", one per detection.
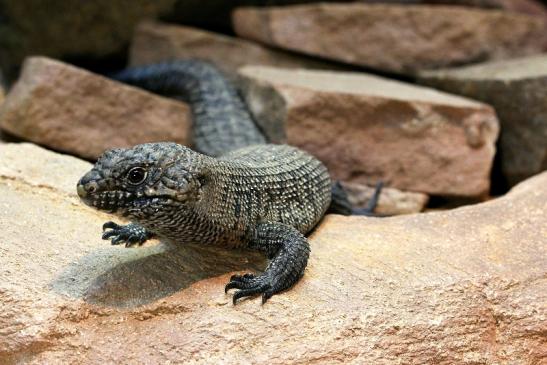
[
  {"xmin": 225, "ymin": 222, "xmax": 310, "ymax": 304},
  {"xmin": 102, "ymin": 221, "xmax": 154, "ymax": 247}
]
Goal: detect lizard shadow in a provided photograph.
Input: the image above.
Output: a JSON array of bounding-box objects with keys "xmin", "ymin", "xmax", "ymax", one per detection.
[{"xmin": 50, "ymin": 241, "xmax": 266, "ymax": 308}]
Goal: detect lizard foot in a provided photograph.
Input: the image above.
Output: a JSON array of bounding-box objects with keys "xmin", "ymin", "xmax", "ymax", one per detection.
[
  {"xmin": 225, "ymin": 222, "xmax": 310, "ymax": 305},
  {"xmin": 102, "ymin": 221, "xmax": 152, "ymax": 247},
  {"xmin": 225, "ymin": 273, "xmax": 275, "ymax": 305}
]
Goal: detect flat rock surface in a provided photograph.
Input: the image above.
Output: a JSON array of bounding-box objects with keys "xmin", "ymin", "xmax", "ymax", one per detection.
[
  {"xmin": 130, "ymin": 21, "xmax": 341, "ymax": 79},
  {"xmin": 342, "ymin": 182, "xmax": 429, "ymax": 215},
  {"xmin": 238, "ymin": 66, "xmax": 499, "ymax": 197},
  {"xmin": 233, "ymin": 3, "xmax": 547, "ymax": 75},
  {"xmin": 2, "ymin": 143, "xmax": 546, "ymax": 364},
  {"xmin": 420, "ymin": 54, "xmax": 547, "ymax": 185},
  {"xmin": 0, "ymin": 57, "xmax": 190, "ymax": 160}
]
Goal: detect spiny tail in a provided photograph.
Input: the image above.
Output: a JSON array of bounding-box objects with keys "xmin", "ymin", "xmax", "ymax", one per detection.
[{"xmin": 112, "ymin": 60, "xmax": 266, "ymax": 157}]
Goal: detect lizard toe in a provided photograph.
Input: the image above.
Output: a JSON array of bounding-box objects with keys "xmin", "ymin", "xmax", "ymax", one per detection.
[{"xmin": 232, "ymin": 283, "xmax": 271, "ymax": 305}]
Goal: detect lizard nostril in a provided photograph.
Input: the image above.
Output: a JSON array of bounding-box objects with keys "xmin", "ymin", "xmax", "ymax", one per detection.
[{"xmin": 77, "ymin": 181, "xmax": 99, "ymax": 198}]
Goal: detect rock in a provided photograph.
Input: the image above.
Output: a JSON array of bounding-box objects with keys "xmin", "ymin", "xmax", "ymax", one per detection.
[
  {"xmin": 443, "ymin": 0, "xmax": 547, "ymax": 17},
  {"xmin": 0, "ymin": 57, "xmax": 190, "ymax": 160},
  {"xmin": 379, "ymin": 0, "xmax": 547, "ymax": 17},
  {"xmin": 0, "ymin": 0, "xmax": 176, "ymax": 81},
  {"xmin": 233, "ymin": 3, "xmax": 547, "ymax": 75},
  {"xmin": 164, "ymin": 0, "xmax": 357, "ymax": 32},
  {"xmin": 341, "ymin": 182, "xmax": 429, "ymax": 215},
  {"xmin": 0, "ymin": 143, "xmax": 264, "ymax": 361},
  {"xmin": 419, "ymin": 54, "xmax": 547, "ymax": 185},
  {"xmin": 129, "ymin": 21, "xmax": 342, "ymax": 79},
  {"xmin": 238, "ymin": 66, "xmax": 499, "ymax": 197},
  {"xmin": 1, "ymin": 142, "xmax": 546, "ymax": 364}
]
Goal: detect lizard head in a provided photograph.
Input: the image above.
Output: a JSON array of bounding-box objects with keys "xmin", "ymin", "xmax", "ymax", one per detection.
[{"xmin": 77, "ymin": 142, "xmax": 207, "ymax": 218}]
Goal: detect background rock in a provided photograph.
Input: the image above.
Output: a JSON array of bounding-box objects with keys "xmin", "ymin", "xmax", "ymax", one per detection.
[
  {"xmin": 0, "ymin": 0, "xmax": 176, "ymax": 81},
  {"xmin": 233, "ymin": 3, "xmax": 547, "ymax": 75},
  {"xmin": 0, "ymin": 57, "xmax": 190, "ymax": 160},
  {"xmin": 341, "ymin": 182, "xmax": 429, "ymax": 215},
  {"xmin": 130, "ymin": 21, "xmax": 342, "ymax": 78},
  {"xmin": 238, "ymin": 66, "xmax": 499, "ymax": 197},
  {"xmin": 380, "ymin": 0, "xmax": 547, "ymax": 17},
  {"xmin": 420, "ymin": 54, "xmax": 547, "ymax": 186},
  {"xmin": 1, "ymin": 142, "xmax": 545, "ymax": 364}
]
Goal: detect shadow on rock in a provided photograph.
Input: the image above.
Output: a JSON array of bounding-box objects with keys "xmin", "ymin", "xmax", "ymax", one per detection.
[{"xmin": 51, "ymin": 242, "xmax": 266, "ymax": 308}]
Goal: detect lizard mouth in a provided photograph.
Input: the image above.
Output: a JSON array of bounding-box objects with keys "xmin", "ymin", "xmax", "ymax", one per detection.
[
  {"xmin": 78, "ymin": 189, "xmax": 135, "ymax": 213},
  {"xmin": 78, "ymin": 187, "xmax": 182, "ymax": 215}
]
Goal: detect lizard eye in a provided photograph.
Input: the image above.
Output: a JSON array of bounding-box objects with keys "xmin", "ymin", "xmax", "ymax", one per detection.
[{"xmin": 126, "ymin": 167, "xmax": 147, "ymax": 185}]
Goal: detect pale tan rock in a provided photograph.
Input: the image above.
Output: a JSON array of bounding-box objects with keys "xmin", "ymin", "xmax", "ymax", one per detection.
[
  {"xmin": 238, "ymin": 66, "xmax": 499, "ymax": 197},
  {"xmin": 0, "ymin": 143, "xmax": 263, "ymax": 361},
  {"xmin": 0, "ymin": 57, "xmax": 191, "ymax": 160},
  {"xmin": 420, "ymin": 54, "xmax": 547, "ymax": 186},
  {"xmin": 129, "ymin": 21, "xmax": 341, "ymax": 78},
  {"xmin": 233, "ymin": 3, "xmax": 547, "ymax": 74},
  {"xmin": 341, "ymin": 182, "xmax": 429, "ymax": 215},
  {"xmin": 383, "ymin": 0, "xmax": 547, "ymax": 17},
  {"xmin": 1, "ymin": 142, "xmax": 546, "ymax": 364}
]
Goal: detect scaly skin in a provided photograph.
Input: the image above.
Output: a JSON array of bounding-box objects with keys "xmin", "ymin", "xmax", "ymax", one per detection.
[
  {"xmin": 78, "ymin": 60, "xmax": 379, "ymax": 304},
  {"xmin": 78, "ymin": 142, "xmax": 330, "ymax": 303},
  {"xmin": 113, "ymin": 60, "xmax": 265, "ymax": 157}
]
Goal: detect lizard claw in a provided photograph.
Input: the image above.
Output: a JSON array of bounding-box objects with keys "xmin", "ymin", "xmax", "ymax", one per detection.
[
  {"xmin": 101, "ymin": 222, "xmax": 150, "ymax": 247},
  {"xmin": 225, "ymin": 273, "xmax": 273, "ymax": 304}
]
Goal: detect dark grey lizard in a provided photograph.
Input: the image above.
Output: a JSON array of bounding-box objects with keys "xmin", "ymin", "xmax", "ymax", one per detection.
[{"xmin": 77, "ymin": 60, "xmax": 381, "ymax": 304}]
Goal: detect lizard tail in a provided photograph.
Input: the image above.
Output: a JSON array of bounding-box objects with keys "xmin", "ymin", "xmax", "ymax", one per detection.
[{"xmin": 112, "ymin": 60, "xmax": 266, "ymax": 157}]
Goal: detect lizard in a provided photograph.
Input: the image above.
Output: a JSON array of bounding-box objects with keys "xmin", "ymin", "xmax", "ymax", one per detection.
[{"xmin": 77, "ymin": 60, "xmax": 382, "ymax": 304}]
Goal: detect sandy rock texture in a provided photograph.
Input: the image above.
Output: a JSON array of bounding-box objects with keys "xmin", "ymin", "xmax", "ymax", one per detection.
[
  {"xmin": 130, "ymin": 21, "xmax": 341, "ymax": 78},
  {"xmin": 395, "ymin": 0, "xmax": 547, "ymax": 17},
  {"xmin": 238, "ymin": 66, "xmax": 499, "ymax": 197},
  {"xmin": 342, "ymin": 182, "xmax": 429, "ymax": 215},
  {"xmin": 0, "ymin": 0, "xmax": 176, "ymax": 81},
  {"xmin": 0, "ymin": 143, "xmax": 264, "ymax": 363},
  {"xmin": 1, "ymin": 142, "xmax": 546, "ymax": 364},
  {"xmin": 420, "ymin": 54, "xmax": 547, "ymax": 186},
  {"xmin": 0, "ymin": 57, "xmax": 190, "ymax": 160},
  {"xmin": 233, "ymin": 3, "xmax": 547, "ymax": 75}
]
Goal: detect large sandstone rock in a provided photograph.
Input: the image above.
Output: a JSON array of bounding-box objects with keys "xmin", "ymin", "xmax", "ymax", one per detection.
[
  {"xmin": 0, "ymin": 143, "xmax": 264, "ymax": 362},
  {"xmin": 0, "ymin": 0, "xmax": 175, "ymax": 81},
  {"xmin": 1, "ymin": 142, "xmax": 546, "ymax": 364},
  {"xmin": 384, "ymin": 0, "xmax": 547, "ymax": 17},
  {"xmin": 420, "ymin": 54, "xmax": 547, "ymax": 186},
  {"xmin": 0, "ymin": 57, "xmax": 190, "ymax": 160},
  {"xmin": 233, "ymin": 3, "xmax": 547, "ymax": 75},
  {"xmin": 238, "ymin": 66, "xmax": 499, "ymax": 197},
  {"xmin": 130, "ymin": 21, "xmax": 341, "ymax": 78}
]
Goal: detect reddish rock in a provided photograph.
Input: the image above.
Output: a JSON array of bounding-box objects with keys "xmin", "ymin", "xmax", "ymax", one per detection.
[
  {"xmin": 387, "ymin": 0, "xmax": 547, "ymax": 17},
  {"xmin": 238, "ymin": 66, "xmax": 499, "ymax": 197},
  {"xmin": 1, "ymin": 143, "xmax": 546, "ymax": 364},
  {"xmin": 341, "ymin": 182, "xmax": 429, "ymax": 215},
  {"xmin": 233, "ymin": 3, "xmax": 547, "ymax": 74},
  {"xmin": 420, "ymin": 54, "xmax": 547, "ymax": 185},
  {"xmin": 129, "ymin": 21, "xmax": 341, "ymax": 78},
  {"xmin": 0, "ymin": 57, "xmax": 190, "ymax": 160}
]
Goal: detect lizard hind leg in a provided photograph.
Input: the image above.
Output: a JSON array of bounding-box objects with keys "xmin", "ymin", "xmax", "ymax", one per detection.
[{"xmin": 225, "ymin": 222, "xmax": 310, "ymax": 305}]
